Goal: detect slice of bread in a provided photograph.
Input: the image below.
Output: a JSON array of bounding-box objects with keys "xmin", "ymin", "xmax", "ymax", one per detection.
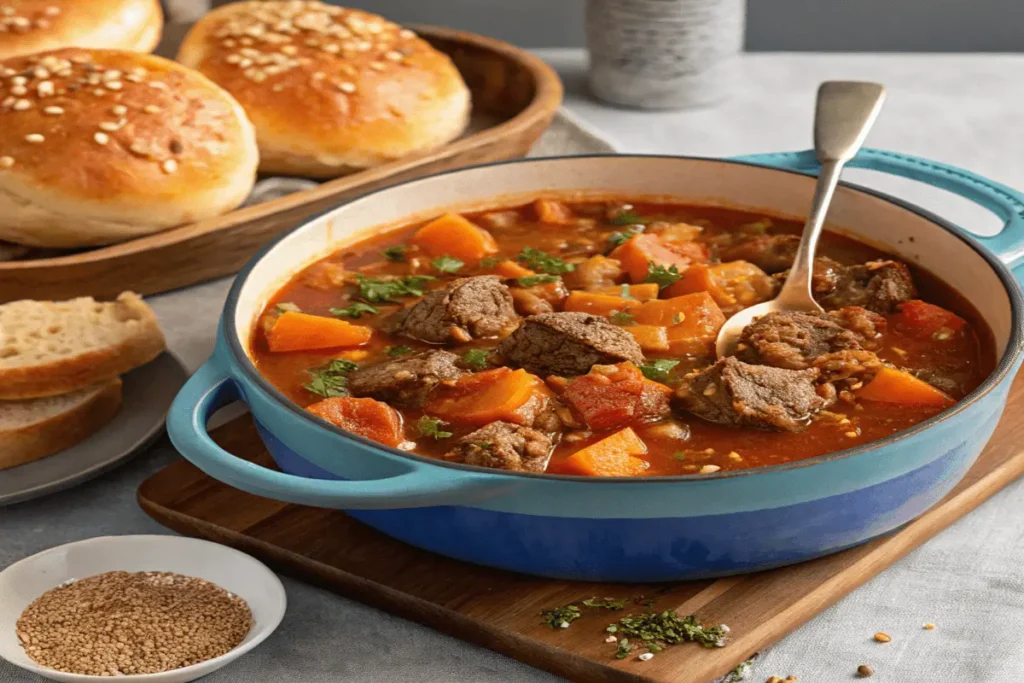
[
  {"xmin": 0, "ymin": 292, "xmax": 166, "ymax": 400},
  {"xmin": 0, "ymin": 378, "xmax": 123, "ymax": 471}
]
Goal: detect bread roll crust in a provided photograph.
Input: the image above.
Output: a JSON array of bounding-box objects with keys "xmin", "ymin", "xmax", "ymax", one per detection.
[
  {"xmin": 0, "ymin": 0, "xmax": 164, "ymax": 60},
  {"xmin": 0, "ymin": 48, "xmax": 259, "ymax": 247},
  {"xmin": 177, "ymin": 1, "xmax": 470, "ymax": 178}
]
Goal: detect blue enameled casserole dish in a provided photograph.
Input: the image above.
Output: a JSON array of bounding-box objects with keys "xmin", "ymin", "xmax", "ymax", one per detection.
[{"xmin": 167, "ymin": 149, "xmax": 1024, "ymax": 582}]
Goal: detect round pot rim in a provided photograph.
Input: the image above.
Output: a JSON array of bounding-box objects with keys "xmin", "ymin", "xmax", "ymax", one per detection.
[{"xmin": 222, "ymin": 153, "xmax": 1024, "ymax": 484}]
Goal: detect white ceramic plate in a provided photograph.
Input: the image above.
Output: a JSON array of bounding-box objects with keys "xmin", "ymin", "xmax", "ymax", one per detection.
[
  {"xmin": 0, "ymin": 535, "xmax": 287, "ymax": 683},
  {"xmin": 0, "ymin": 353, "xmax": 188, "ymax": 506}
]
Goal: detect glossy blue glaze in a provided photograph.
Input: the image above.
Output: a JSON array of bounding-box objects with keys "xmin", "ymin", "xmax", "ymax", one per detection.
[{"xmin": 167, "ymin": 149, "xmax": 1024, "ymax": 581}]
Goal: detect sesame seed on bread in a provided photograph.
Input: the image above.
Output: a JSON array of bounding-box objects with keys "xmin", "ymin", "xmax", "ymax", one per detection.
[
  {"xmin": 176, "ymin": 1, "xmax": 471, "ymax": 178},
  {"xmin": 0, "ymin": 0, "xmax": 163, "ymax": 61},
  {"xmin": 0, "ymin": 48, "xmax": 259, "ymax": 248}
]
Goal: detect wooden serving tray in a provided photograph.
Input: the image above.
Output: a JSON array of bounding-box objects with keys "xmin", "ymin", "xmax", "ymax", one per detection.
[
  {"xmin": 0, "ymin": 26, "xmax": 562, "ymax": 304},
  {"xmin": 138, "ymin": 370, "xmax": 1024, "ymax": 683}
]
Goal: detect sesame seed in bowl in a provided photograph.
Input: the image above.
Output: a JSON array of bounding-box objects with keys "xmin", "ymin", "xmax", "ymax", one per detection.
[{"xmin": 0, "ymin": 535, "xmax": 286, "ymax": 683}]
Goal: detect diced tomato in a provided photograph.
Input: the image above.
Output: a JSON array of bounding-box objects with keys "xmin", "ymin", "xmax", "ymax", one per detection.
[{"xmin": 562, "ymin": 363, "xmax": 670, "ymax": 430}]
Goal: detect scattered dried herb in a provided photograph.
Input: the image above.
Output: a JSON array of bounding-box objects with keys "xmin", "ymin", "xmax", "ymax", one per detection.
[
  {"xmin": 639, "ymin": 359, "xmax": 680, "ymax": 382},
  {"xmin": 417, "ymin": 415, "xmax": 452, "ymax": 440},
  {"xmin": 355, "ymin": 274, "xmax": 435, "ymax": 303},
  {"xmin": 644, "ymin": 262, "xmax": 682, "ymax": 290},
  {"xmin": 541, "ymin": 604, "xmax": 582, "ymax": 629},
  {"xmin": 462, "ymin": 348, "xmax": 490, "ymax": 370},
  {"xmin": 610, "ymin": 310, "xmax": 635, "ymax": 326},
  {"xmin": 431, "ymin": 255, "xmax": 464, "ymax": 274},
  {"xmin": 330, "ymin": 302, "xmax": 379, "ymax": 319},
  {"xmin": 517, "ymin": 247, "xmax": 576, "ymax": 275},
  {"xmin": 608, "ymin": 226, "xmax": 644, "ymax": 247},
  {"xmin": 609, "ymin": 212, "xmax": 652, "ymax": 226},
  {"xmin": 516, "ymin": 274, "xmax": 560, "ymax": 287},
  {"xmin": 382, "ymin": 245, "xmax": 407, "ymax": 262},
  {"xmin": 303, "ymin": 359, "xmax": 358, "ymax": 398},
  {"xmin": 605, "ymin": 611, "xmax": 727, "ymax": 657},
  {"xmin": 386, "ymin": 345, "xmax": 412, "ymax": 357},
  {"xmin": 582, "ymin": 597, "xmax": 626, "ymax": 611}
]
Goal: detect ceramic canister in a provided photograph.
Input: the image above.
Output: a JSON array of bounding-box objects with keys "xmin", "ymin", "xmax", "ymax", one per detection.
[{"xmin": 586, "ymin": 0, "xmax": 746, "ymax": 109}]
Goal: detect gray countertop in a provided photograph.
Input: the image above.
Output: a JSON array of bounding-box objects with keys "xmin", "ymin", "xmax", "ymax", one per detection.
[{"xmin": 5, "ymin": 51, "xmax": 1024, "ymax": 683}]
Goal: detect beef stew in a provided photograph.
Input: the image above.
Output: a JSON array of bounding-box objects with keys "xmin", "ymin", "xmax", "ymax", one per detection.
[{"xmin": 250, "ymin": 199, "xmax": 994, "ymax": 476}]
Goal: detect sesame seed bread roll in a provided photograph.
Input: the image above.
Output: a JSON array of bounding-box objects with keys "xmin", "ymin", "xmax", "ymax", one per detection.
[
  {"xmin": 0, "ymin": 48, "xmax": 259, "ymax": 248},
  {"xmin": 0, "ymin": 0, "xmax": 164, "ymax": 60},
  {"xmin": 176, "ymin": 1, "xmax": 471, "ymax": 178}
]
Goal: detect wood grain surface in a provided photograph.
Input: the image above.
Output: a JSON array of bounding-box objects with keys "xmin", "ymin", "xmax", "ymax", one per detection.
[
  {"xmin": 138, "ymin": 372, "xmax": 1024, "ymax": 683},
  {"xmin": 0, "ymin": 26, "xmax": 563, "ymax": 304}
]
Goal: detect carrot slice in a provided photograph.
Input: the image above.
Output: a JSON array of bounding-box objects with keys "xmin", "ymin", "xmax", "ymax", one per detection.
[
  {"xmin": 411, "ymin": 213, "xmax": 499, "ymax": 262},
  {"xmin": 664, "ymin": 261, "xmax": 775, "ymax": 312},
  {"xmin": 492, "ymin": 260, "xmax": 535, "ymax": 278},
  {"xmin": 857, "ymin": 367, "xmax": 955, "ymax": 407},
  {"xmin": 561, "ymin": 427, "xmax": 650, "ymax": 477},
  {"xmin": 428, "ymin": 368, "xmax": 549, "ymax": 425},
  {"xmin": 634, "ymin": 292, "xmax": 726, "ymax": 356},
  {"xmin": 564, "ymin": 291, "xmax": 641, "ymax": 317},
  {"xmin": 626, "ymin": 325, "xmax": 670, "ymax": 352},
  {"xmin": 307, "ymin": 397, "xmax": 404, "ymax": 446},
  {"xmin": 592, "ymin": 283, "xmax": 660, "ymax": 301},
  {"xmin": 266, "ymin": 312, "xmax": 372, "ymax": 352},
  {"xmin": 610, "ymin": 233, "xmax": 707, "ymax": 283}
]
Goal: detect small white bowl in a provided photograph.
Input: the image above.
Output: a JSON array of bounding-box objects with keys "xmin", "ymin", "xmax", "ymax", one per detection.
[{"xmin": 0, "ymin": 535, "xmax": 286, "ymax": 682}]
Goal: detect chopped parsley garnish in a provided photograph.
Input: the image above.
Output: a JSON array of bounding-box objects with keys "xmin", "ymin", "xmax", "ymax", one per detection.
[
  {"xmin": 516, "ymin": 247, "xmax": 576, "ymax": 275},
  {"xmin": 462, "ymin": 348, "xmax": 490, "ymax": 370},
  {"xmin": 516, "ymin": 274, "xmax": 560, "ymax": 287},
  {"xmin": 303, "ymin": 359, "xmax": 359, "ymax": 398},
  {"xmin": 330, "ymin": 302, "xmax": 379, "ymax": 319},
  {"xmin": 355, "ymin": 274, "xmax": 435, "ymax": 303},
  {"xmin": 610, "ymin": 310, "xmax": 635, "ymax": 326},
  {"xmin": 540, "ymin": 604, "xmax": 582, "ymax": 629},
  {"xmin": 725, "ymin": 660, "xmax": 754, "ymax": 682},
  {"xmin": 606, "ymin": 611, "xmax": 726, "ymax": 655},
  {"xmin": 614, "ymin": 638, "xmax": 632, "ymax": 659},
  {"xmin": 639, "ymin": 359, "xmax": 681, "ymax": 382},
  {"xmin": 431, "ymin": 255, "xmax": 464, "ymax": 274},
  {"xmin": 582, "ymin": 597, "xmax": 626, "ymax": 611},
  {"xmin": 417, "ymin": 415, "xmax": 452, "ymax": 440},
  {"xmin": 386, "ymin": 345, "xmax": 412, "ymax": 357},
  {"xmin": 382, "ymin": 245, "xmax": 407, "ymax": 262},
  {"xmin": 275, "ymin": 302, "xmax": 301, "ymax": 313},
  {"xmin": 671, "ymin": 452, "xmax": 687, "ymax": 461},
  {"xmin": 479, "ymin": 257, "xmax": 500, "ymax": 270},
  {"xmin": 608, "ymin": 227, "xmax": 643, "ymax": 247},
  {"xmin": 644, "ymin": 263, "xmax": 682, "ymax": 290},
  {"xmin": 609, "ymin": 212, "xmax": 652, "ymax": 226}
]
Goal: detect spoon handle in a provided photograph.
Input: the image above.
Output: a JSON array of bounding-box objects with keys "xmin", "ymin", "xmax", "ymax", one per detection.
[{"xmin": 776, "ymin": 82, "xmax": 887, "ymax": 310}]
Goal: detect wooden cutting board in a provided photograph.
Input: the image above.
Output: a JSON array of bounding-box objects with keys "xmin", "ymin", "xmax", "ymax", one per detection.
[{"xmin": 138, "ymin": 372, "xmax": 1024, "ymax": 683}]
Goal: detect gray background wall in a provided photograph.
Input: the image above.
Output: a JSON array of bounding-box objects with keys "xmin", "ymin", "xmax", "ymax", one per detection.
[{"xmin": 312, "ymin": 0, "xmax": 1024, "ymax": 51}]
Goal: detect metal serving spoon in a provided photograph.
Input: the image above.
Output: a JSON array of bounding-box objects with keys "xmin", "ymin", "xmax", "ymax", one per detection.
[{"xmin": 715, "ymin": 81, "xmax": 887, "ymax": 359}]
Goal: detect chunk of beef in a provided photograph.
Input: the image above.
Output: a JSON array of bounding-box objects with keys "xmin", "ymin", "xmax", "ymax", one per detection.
[
  {"xmin": 675, "ymin": 357, "xmax": 835, "ymax": 432},
  {"xmin": 812, "ymin": 349, "xmax": 883, "ymax": 384},
  {"xmin": 737, "ymin": 309, "xmax": 880, "ymax": 370},
  {"xmin": 387, "ymin": 276, "xmax": 518, "ymax": 344},
  {"xmin": 498, "ymin": 312, "xmax": 644, "ymax": 377},
  {"xmin": 720, "ymin": 234, "xmax": 800, "ymax": 274},
  {"xmin": 819, "ymin": 260, "xmax": 916, "ymax": 313},
  {"xmin": 830, "ymin": 305, "xmax": 886, "ymax": 340},
  {"xmin": 347, "ymin": 350, "xmax": 464, "ymax": 405},
  {"xmin": 444, "ymin": 421, "xmax": 553, "ymax": 472}
]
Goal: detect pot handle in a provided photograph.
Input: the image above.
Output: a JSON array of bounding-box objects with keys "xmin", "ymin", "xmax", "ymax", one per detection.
[
  {"xmin": 167, "ymin": 361, "xmax": 510, "ymax": 510},
  {"xmin": 732, "ymin": 148, "xmax": 1024, "ymax": 271}
]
